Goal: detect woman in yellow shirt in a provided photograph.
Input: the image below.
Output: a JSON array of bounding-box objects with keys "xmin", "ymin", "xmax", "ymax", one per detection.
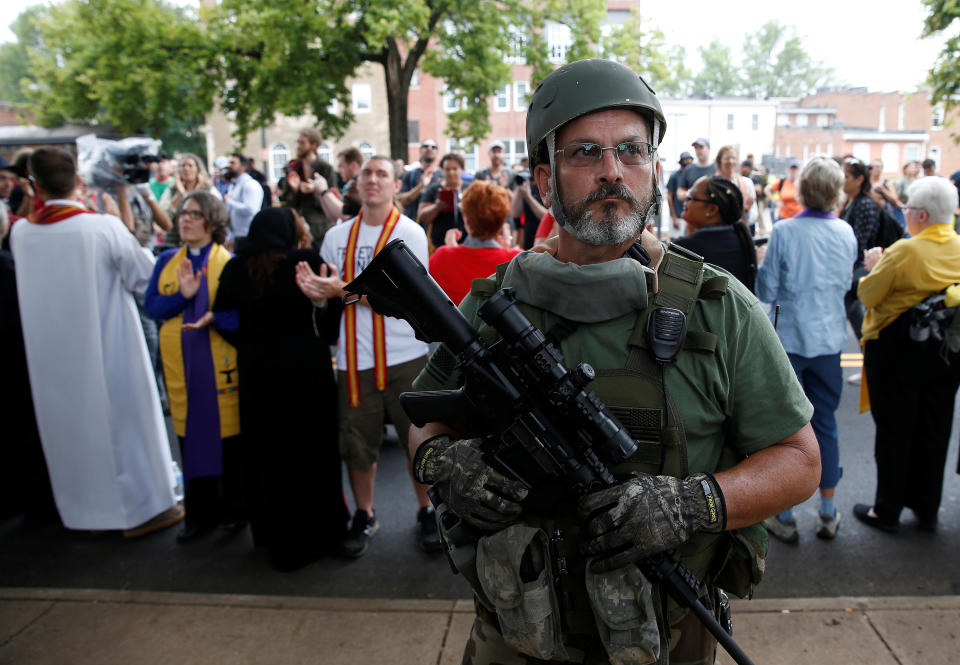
[{"xmin": 855, "ymin": 176, "xmax": 960, "ymax": 533}]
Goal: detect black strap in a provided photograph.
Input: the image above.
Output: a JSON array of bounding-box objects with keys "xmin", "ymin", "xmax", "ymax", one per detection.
[{"xmin": 545, "ymin": 318, "xmax": 580, "ymax": 346}]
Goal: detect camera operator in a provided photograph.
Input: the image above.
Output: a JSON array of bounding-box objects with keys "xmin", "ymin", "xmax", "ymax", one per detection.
[{"xmin": 508, "ymin": 169, "xmax": 546, "ymax": 250}]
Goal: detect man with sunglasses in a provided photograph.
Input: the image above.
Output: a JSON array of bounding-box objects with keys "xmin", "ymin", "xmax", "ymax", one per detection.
[
  {"xmin": 406, "ymin": 59, "xmax": 819, "ymax": 664},
  {"xmin": 398, "ymin": 139, "xmax": 442, "ymax": 220}
]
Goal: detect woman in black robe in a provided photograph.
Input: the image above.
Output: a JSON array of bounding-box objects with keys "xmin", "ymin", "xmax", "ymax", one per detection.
[{"xmin": 213, "ymin": 207, "xmax": 347, "ymax": 571}]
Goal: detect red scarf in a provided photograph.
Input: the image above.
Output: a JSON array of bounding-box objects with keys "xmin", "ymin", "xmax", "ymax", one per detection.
[
  {"xmin": 27, "ymin": 202, "xmax": 89, "ymax": 225},
  {"xmin": 342, "ymin": 206, "xmax": 401, "ymax": 407}
]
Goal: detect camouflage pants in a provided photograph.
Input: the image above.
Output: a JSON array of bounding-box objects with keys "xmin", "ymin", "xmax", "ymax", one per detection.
[{"xmin": 462, "ymin": 600, "xmax": 717, "ymax": 665}]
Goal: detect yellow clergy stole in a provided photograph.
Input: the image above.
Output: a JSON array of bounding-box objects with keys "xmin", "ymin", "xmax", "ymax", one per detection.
[
  {"xmin": 157, "ymin": 244, "xmax": 240, "ymax": 438},
  {"xmin": 343, "ymin": 206, "xmax": 401, "ymax": 407}
]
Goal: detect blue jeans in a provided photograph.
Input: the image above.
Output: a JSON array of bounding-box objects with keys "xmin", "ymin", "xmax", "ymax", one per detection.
[{"xmin": 788, "ymin": 352, "xmax": 843, "ymax": 489}]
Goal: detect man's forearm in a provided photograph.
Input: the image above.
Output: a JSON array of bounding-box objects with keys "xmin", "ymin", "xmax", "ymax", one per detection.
[{"xmin": 714, "ymin": 423, "xmax": 820, "ymax": 530}]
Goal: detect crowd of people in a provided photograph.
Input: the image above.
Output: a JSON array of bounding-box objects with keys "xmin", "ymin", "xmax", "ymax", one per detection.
[{"xmin": 2, "ymin": 57, "xmax": 960, "ymax": 663}]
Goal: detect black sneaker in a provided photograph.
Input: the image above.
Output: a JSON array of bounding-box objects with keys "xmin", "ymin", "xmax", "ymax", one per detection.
[
  {"xmin": 341, "ymin": 509, "xmax": 378, "ymax": 558},
  {"xmin": 418, "ymin": 506, "xmax": 442, "ymax": 553}
]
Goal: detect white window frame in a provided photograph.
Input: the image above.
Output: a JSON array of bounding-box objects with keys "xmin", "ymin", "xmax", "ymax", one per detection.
[
  {"xmin": 929, "ymin": 145, "xmax": 941, "ymax": 168},
  {"xmin": 443, "ymin": 87, "xmax": 461, "ymax": 113},
  {"xmin": 513, "ymin": 81, "xmax": 530, "ymax": 112},
  {"xmin": 852, "ymin": 142, "xmax": 871, "ymax": 164},
  {"xmin": 726, "ymin": 114, "xmax": 734, "ymax": 131},
  {"xmin": 827, "ymin": 142, "xmax": 834, "ymax": 155},
  {"xmin": 546, "ymin": 21, "xmax": 572, "ymax": 64},
  {"xmin": 795, "ymin": 114, "xmax": 808, "ymax": 127},
  {"xmin": 327, "ymin": 99, "xmax": 339, "ymax": 116},
  {"xmin": 500, "ymin": 137, "xmax": 527, "ymax": 168},
  {"xmin": 359, "ymin": 141, "xmax": 375, "ymax": 160},
  {"xmin": 505, "ymin": 25, "xmax": 528, "ymax": 65},
  {"xmin": 752, "ymin": 114, "xmax": 759, "ymax": 131},
  {"xmin": 269, "ymin": 142, "xmax": 290, "ymax": 184},
  {"xmin": 776, "ymin": 114, "xmax": 789, "ymax": 127},
  {"xmin": 932, "ymin": 105, "xmax": 945, "ymax": 130},
  {"xmin": 878, "ymin": 106, "xmax": 886, "ymax": 132},
  {"xmin": 352, "ymin": 83, "xmax": 372, "ymax": 114},
  {"xmin": 904, "ymin": 143, "xmax": 921, "ymax": 162},
  {"xmin": 494, "ymin": 84, "xmax": 510, "ymax": 112},
  {"xmin": 447, "ymin": 139, "xmax": 479, "ymax": 173},
  {"xmin": 318, "ymin": 142, "xmax": 332, "ymax": 164},
  {"xmin": 816, "ymin": 114, "xmax": 828, "ymax": 128}
]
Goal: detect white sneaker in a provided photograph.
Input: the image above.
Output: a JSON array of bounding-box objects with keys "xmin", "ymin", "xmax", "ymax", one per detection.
[
  {"xmin": 816, "ymin": 511, "xmax": 841, "ymax": 540},
  {"xmin": 846, "ymin": 372, "xmax": 862, "ymax": 385},
  {"xmin": 763, "ymin": 516, "xmax": 798, "ymax": 543}
]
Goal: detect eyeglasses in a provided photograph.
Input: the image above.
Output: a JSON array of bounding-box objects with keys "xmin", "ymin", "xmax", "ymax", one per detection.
[
  {"xmin": 421, "ymin": 143, "xmax": 438, "ymax": 150},
  {"xmin": 903, "ymin": 206, "xmax": 926, "ymax": 214},
  {"xmin": 685, "ymin": 196, "xmax": 713, "ymax": 205},
  {"xmin": 179, "ymin": 209, "xmax": 204, "ymax": 219},
  {"xmin": 555, "ymin": 141, "xmax": 656, "ymax": 168}
]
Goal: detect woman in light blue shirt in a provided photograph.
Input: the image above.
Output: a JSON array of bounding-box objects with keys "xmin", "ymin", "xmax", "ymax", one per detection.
[{"xmin": 756, "ymin": 156, "xmax": 858, "ymax": 543}]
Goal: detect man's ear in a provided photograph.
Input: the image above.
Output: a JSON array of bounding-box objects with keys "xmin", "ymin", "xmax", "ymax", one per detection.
[{"xmin": 534, "ymin": 163, "xmax": 552, "ymax": 207}]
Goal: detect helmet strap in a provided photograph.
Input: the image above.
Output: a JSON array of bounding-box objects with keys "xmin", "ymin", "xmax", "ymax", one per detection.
[{"xmin": 546, "ymin": 131, "xmax": 568, "ymax": 228}]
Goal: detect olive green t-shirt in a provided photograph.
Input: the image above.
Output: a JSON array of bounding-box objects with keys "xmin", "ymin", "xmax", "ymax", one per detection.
[{"xmin": 412, "ymin": 260, "xmax": 813, "ymax": 472}]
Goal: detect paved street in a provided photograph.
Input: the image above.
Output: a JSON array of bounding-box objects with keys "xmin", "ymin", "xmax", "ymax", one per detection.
[{"xmin": 2, "ymin": 335, "xmax": 959, "ymax": 602}]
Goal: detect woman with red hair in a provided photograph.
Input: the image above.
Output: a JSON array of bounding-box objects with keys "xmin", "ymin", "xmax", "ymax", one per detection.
[{"xmin": 429, "ymin": 180, "xmax": 521, "ymax": 304}]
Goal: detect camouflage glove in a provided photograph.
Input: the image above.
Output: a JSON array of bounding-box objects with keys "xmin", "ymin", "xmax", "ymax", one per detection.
[
  {"xmin": 577, "ymin": 472, "xmax": 726, "ymax": 573},
  {"xmin": 412, "ymin": 434, "xmax": 528, "ymax": 531}
]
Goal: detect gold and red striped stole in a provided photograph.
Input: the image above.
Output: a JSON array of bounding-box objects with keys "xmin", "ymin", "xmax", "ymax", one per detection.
[
  {"xmin": 342, "ymin": 206, "xmax": 401, "ymax": 407},
  {"xmin": 27, "ymin": 203, "xmax": 89, "ymax": 225}
]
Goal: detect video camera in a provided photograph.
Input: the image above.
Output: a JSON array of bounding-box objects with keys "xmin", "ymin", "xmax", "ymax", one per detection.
[
  {"xmin": 77, "ymin": 134, "xmax": 164, "ymax": 189},
  {"xmin": 512, "ymin": 169, "xmax": 531, "ymax": 187},
  {"xmin": 120, "ymin": 152, "xmax": 164, "ymax": 185}
]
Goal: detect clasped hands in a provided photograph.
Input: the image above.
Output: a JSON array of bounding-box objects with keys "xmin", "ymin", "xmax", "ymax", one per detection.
[
  {"xmin": 295, "ymin": 261, "xmax": 344, "ymax": 303},
  {"xmin": 416, "ymin": 435, "xmax": 726, "ymax": 572}
]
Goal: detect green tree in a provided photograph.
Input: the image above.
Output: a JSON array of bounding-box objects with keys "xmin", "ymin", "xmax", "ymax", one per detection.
[
  {"xmin": 207, "ymin": 0, "xmax": 608, "ymax": 158},
  {"xmin": 923, "ymin": 0, "xmax": 960, "ymax": 132},
  {"xmin": 22, "ymin": 0, "xmax": 215, "ymax": 141},
  {"xmin": 690, "ymin": 40, "xmax": 741, "ymax": 97},
  {"xmin": 602, "ymin": 9, "xmax": 691, "ymax": 97},
  {"xmin": 0, "ymin": 7, "xmax": 46, "ymax": 105},
  {"xmin": 740, "ymin": 20, "xmax": 831, "ymax": 98}
]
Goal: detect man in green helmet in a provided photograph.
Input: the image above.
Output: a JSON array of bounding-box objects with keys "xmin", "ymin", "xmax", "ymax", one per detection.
[{"xmin": 408, "ymin": 59, "xmax": 820, "ymax": 664}]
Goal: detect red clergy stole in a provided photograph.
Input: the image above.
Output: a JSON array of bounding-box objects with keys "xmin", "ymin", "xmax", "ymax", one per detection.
[
  {"xmin": 342, "ymin": 206, "xmax": 401, "ymax": 407},
  {"xmin": 27, "ymin": 203, "xmax": 89, "ymax": 225}
]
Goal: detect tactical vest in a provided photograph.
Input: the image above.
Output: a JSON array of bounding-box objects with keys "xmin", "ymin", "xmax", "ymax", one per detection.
[{"xmin": 467, "ymin": 243, "xmax": 752, "ymax": 636}]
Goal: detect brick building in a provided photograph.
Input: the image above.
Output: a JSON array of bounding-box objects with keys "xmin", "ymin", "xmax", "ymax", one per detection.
[{"xmin": 773, "ymin": 89, "xmax": 960, "ymax": 178}]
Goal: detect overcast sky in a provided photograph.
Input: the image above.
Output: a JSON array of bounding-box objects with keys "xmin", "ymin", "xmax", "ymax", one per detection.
[
  {"xmin": 641, "ymin": 0, "xmax": 953, "ymax": 92},
  {"xmin": 1, "ymin": 0, "xmax": 954, "ymax": 93}
]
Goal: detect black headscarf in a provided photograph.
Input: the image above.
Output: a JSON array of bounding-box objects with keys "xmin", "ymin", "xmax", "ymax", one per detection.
[{"xmin": 237, "ymin": 206, "xmax": 298, "ymax": 256}]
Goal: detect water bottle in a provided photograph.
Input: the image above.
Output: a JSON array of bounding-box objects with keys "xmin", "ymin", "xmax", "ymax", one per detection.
[{"xmin": 171, "ymin": 461, "xmax": 185, "ymax": 503}]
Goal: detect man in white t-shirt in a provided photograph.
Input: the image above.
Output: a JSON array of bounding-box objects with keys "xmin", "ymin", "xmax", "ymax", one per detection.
[{"xmin": 296, "ymin": 155, "xmax": 438, "ymax": 557}]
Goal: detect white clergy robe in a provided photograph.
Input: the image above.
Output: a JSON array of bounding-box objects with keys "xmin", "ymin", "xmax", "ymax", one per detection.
[{"xmin": 11, "ymin": 202, "xmax": 176, "ymax": 529}]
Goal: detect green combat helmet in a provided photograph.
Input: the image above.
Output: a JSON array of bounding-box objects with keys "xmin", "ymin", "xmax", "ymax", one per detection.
[{"xmin": 525, "ymin": 59, "xmax": 667, "ymax": 226}]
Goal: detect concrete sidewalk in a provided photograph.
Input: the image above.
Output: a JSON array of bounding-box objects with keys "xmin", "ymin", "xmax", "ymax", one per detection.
[{"xmin": 1, "ymin": 588, "xmax": 957, "ymax": 664}]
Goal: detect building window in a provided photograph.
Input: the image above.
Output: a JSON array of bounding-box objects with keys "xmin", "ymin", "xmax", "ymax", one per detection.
[
  {"xmin": 727, "ymin": 114, "xmax": 734, "ymax": 130},
  {"xmin": 816, "ymin": 114, "xmax": 828, "ymax": 128},
  {"xmin": 775, "ymin": 144, "xmax": 781, "ymax": 157},
  {"xmin": 500, "ymin": 138, "xmax": 527, "ymax": 168},
  {"xmin": 904, "ymin": 143, "xmax": 921, "ymax": 162},
  {"xmin": 546, "ymin": 21, "xmax": 572, "ymax": 63},
  {"xmin": 878, "ymin": 106, "xmax": 886, "ymax": 132},
  {"xmin": 505, "ymin": 26, "xmax": 528, "ymax": 64},
  {"xmin": 494, "ymin": 85, "xmax": 510, "ymax": 112},
  {"xmin": 443, "ymin": 87, "xmax": 461, "ymax": 113},
  {"xmin": 359, "ymin": 141, "xmax": 375, "ymax": 160},
  {"xmin": 880, "ymin": 144, "xmax": 899, "ymax": 172},
  {"xmin": 776, "ymin": 114, "xmax": 789, "ymax": 127},
  {"xmin": 269, "ymin": 142, "xmax": 290, "ymax": 183},
  {"xmin": 853, "ymin": 142, "xmax": 871, "ymax": 164},
  {"xmin": 752, "ymin": 114, "xmax": 759, "ymax": 131},
  {"xmin": 898, "ymin": 103, "xmax": 905, "ymax": 130},
  {"xmin": 795, "ymin": 114, "xmax": 808, "ymax": 127},
  {"xmin": 827, "ymin": 142, "xmax": 834, "ymax": 155},
  {"xmin": 327, "ymin": 99, "xmax": 339, "ymax": 116},
  {"xmin": 815, "ymin": 143, "xmax": 821, "ymax": 155},
  {"xmin": 410, "ymin": 68, "xmax": 419, "ymax": 89},
  {"xmin": 802, "ymin": 144, "xmax": 809, "ymax": 161},
  {"xmin": 514, "ymin": 81, "xmax": 530, "ymax": 112},
  {"xmin": 929, "ymin": 145, "xmax": 941, "ymax": 168},
  {"xmin": 318, "ymin": 142, "xmax": 332, "ymax": 164},
  {"xmin": 447, "ymin": 139, "xmax": 478, "ymax": 173},
  {"xmin": 352, "ymin": 83, "xmax": 372, "ymax": 114},
  {"xmin": 932, "ymin": 105, "xmax": 945, "ymax": 129},
  {"xmin": 407, "ymin": 120, "xmax": 419, "ymax": 145}
]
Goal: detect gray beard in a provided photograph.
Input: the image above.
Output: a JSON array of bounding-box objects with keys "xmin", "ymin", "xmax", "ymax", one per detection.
[{"xmin": 561, "ymin": 183, "xmax": 650, "ymax": 247}]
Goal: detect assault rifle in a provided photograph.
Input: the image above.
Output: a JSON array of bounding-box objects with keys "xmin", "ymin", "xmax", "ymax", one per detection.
[{"xmin": 343, "ymin": 238, "xmax": 755, "ymax": 665}]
